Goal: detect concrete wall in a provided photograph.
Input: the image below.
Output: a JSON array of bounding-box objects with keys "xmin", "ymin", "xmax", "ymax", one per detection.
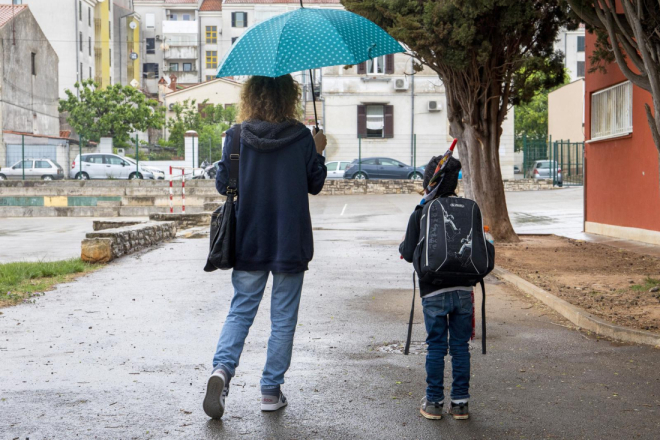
[{"xmin": 549, "ymin": 79, "xmax": 585, "ymax": 142}]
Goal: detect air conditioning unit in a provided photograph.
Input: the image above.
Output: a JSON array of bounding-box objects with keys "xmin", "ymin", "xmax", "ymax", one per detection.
[
  {"xmin": 428, "ymin": 100, "xmax": 442, "ymax": 112},
  {"xmin": 116, "ymin": 148, "xmax": 125, "ymax": 156},
  {"xmin": 393, "ymin": 78, "xmax": 409, "ymax": 91},
  {"xmin": 168, "ymin": 103, "xmax": 175, "ymax": 111},
  {"xmin": 155, "ymin": 35, "xmax": 162, "ymax": 41}
]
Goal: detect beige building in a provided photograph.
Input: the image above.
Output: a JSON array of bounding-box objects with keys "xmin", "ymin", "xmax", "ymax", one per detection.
[{"xmin": 548, "ymin": 78, "xmax": 585, "ymax": 142}]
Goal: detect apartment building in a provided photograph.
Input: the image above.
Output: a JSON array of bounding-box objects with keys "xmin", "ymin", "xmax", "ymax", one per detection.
[
  {"xmin": 555, "ymin": 25, "xmax": 586, "ymax": 82},
  {"xmin": 134, "ymin": 0, "xmax": 202, "ymax": 94},
  {"xmin": 200, "ymin": 0, "xmax": 222, "ymax": 82},
  {"xmin": 113, "ymin": 0, "xmax": 142, "ymax": 87}
]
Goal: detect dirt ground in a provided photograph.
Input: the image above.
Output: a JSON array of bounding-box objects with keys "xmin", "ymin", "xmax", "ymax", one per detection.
[{"xmin": 497, "ymin": 235, "xmax": 660, "ymax": 333}]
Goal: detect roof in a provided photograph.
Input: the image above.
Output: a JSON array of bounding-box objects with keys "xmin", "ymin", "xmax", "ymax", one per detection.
[
  {"xmin": 224, "ymin": 0, "xmax": 341, "ymax": 3},
  {"xmin": 166, "ymin": 77, "xmax": 242, "ymax": 97},
  {"xmin": 60, "ymin": 130, "xmax": 72, "ymax": 139},
  {"xmin": 3, "ymin": 130, "xmax": 72, "ymax": 141},
  {"xmin": 200, "ymin": 0, "xmax": 222, "ymax": 11},
  {"xmin": 0, "ymin": 5, "xmax": 28, "ymax": 28}
]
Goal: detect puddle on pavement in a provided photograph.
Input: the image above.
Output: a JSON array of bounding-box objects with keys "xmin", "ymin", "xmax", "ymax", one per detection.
[{"xmin": 512, "ymin": 213, "xmax": 557, "ymax": 224}]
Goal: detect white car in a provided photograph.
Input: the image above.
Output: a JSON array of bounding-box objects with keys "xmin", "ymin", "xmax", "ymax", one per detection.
[
  {"xmin": 70, "ymin": 153, "xmax": 154, "ymax": 180},
  {"xmin": 0, "ymin": 158, "xmax": 64, "ymax": 181},
  {"xmin": 325, "ymin": 161, "xmax": 352, "ymax": 179},
  {"xmin": 123, "ymin": 158, "xmax": 165, "ymax": 180}
]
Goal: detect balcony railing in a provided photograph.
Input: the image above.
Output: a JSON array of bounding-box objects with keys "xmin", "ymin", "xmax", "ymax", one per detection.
[
  {"xmin": 164, "ymin": 46, "xmax": 198, "ymax": 60},
  {"xmin": 162, "ymin": 20, "xmax": 198, "ymax": 34}
]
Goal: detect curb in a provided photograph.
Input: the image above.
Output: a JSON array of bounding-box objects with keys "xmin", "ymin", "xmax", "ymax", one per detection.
[{"xmin": 493, "ymin": 266, "xmax": 660, "ymax": 348}]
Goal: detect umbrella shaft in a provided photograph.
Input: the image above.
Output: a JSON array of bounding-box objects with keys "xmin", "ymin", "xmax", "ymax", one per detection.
[{"xmin": 309, "ymin": 69, "xmax": 319, "ymax": 131}]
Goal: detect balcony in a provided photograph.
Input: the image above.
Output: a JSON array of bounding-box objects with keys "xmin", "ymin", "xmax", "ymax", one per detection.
[
  {"xmin": 163, "ymin": 69, "xmax": 198, "ymax": 83},
  {"xmin": 162, "ymin": 20, "xmax": 198, "ymax": 35},
  {"xmin": 164, "ymin": 46, "xmax": 198, "ymax": 60}
]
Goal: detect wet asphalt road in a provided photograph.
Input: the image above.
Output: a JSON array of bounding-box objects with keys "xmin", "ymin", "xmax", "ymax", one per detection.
[{"xmin": 2, "ymin": 194, "xmax": 660, "ymax": 439}]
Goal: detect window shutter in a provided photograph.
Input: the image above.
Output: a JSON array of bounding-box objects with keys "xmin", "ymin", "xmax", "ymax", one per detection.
[
  {"xmin": 383, "ymin": 105, "xmax": 394, "ymax": 138},
  {"xmin": 231, "ymin": 12, "xmax": 236, "ymax": 27},
  {"xmin": 385, "ymin": 54, "xmax": 395, "ymax": 74},
  {"xmin": 357, "ymin": 62, "xmax": 366, "ymax": 75},
  {"xmin": 357, "ymin": 105, "xmax": 367, "ymax": 138}
]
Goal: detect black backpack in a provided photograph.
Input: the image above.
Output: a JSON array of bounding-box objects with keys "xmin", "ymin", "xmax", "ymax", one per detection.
[{"xmin": 405, "ymin": 197, "xmax": 495, "ymax": 355}]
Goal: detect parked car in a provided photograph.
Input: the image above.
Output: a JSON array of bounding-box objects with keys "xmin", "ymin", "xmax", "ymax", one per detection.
[
  {"xmin": 123, "ymin": 157, "xmax": 165, "ymax": 180},
  {"xmin": 70, "ymin": 153, "xmax": 154, "ymax": 180},
  {"xmin": 531, "ymin": 160, "xmax": 562, "ymax": 185},
  {"xmin": 325, "ymin": 161, "xmax": 352, "ymax": 179},
  {"xmin": 343, "ymin": 157, "xmax": 425, "ymax": 180},
  {"xmin": 0, "ymin": 158, "xmax": 64, "ymax": 181},
  {"xmin": 201, "ymin": 160, "xmax": 221, "ymax": 180},
  {"xmin": 514, "ymin": 165, "xmax": 521, "ymax": 174}
]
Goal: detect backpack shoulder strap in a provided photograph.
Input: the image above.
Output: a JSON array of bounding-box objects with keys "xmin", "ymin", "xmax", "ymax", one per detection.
[
  {"xmin": 227, "ymin": 124, "xmax": 241, "ymax": 194},
  {"xmin": 480, "ymin": 279, "xmax": 486, "ymax": 355}
]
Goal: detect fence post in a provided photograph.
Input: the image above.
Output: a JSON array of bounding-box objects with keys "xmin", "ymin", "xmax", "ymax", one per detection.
[
  {"xmin": 135, "ymin": 135, "xmax": 139, "ymax": 177},
  {"xmin": 79, "ymin": 136, "xmax": 83, "ymax": 178},
  {"xmin": 358, "ymin": 136, "xmax": 362, "ymax": 176},
  {"xmin": 169, "ymin": 166, "xmax": 173, "ymax": 214},
  {"xmin": 21, "ymin": 134, "xmax": 25, "ymax": 181},
  {"xmin": 522, "ymin": 135, "xmax": 527, "ymax": 177}
]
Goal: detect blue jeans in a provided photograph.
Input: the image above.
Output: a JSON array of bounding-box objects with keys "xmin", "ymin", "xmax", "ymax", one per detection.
[
  {"xmin": 213, "ymin": 270, "xmax": 304, "ymax": 390},
  {"xmin": 422, "ymin": 290, "xmax": 473, "ymax": 403}
]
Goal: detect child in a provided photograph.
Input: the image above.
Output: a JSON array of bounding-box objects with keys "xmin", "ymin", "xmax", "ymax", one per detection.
[{"xmin": 399, "ymin": 156, "xmax": 472, "ymax": 421}]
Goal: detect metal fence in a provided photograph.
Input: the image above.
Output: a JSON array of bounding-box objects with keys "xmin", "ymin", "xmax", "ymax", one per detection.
[{"xmin": 522, "ymin": 136, "xmax": 584, "ymax": 187}]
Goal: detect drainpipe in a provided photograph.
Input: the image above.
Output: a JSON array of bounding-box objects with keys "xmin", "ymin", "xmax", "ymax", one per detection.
[{"xmin": 74, "ymin": 0, "xmax": 80, "ymax": 98}]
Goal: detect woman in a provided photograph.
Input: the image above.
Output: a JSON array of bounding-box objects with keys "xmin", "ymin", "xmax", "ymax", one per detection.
[{"xmin": 203, "ymin": 74, "xmax": 327, "ymax": 420}]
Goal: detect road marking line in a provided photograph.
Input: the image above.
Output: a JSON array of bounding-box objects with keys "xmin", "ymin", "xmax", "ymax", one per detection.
[{"xmin": 340, "ymin": 204, "xmax": 347, "ymax": 216}]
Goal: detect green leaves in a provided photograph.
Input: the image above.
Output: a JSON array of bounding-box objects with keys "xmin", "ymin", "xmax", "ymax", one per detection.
[{"xmin": 59, "ymin": 79, "xmax": 165, "ymax": 144}]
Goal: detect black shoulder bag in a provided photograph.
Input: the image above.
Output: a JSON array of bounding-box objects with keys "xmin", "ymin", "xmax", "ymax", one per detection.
[{"xmin": 204, "ymin": 124, "xmax": 241, "ymax": 272}]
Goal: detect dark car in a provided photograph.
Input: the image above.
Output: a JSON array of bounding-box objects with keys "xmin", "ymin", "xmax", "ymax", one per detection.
[{"xmin": 343, "ymin": 157, "xmax": 425, "ymax": 180}]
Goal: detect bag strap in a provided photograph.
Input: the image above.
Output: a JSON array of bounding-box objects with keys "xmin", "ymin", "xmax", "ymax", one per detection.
[
  {"xmin": 227, "ymin": 124, "xmax": 241, "ymax": 195},
  {"xmin": 480, "ymin": 279, "xmax": 486, "ymax": 354},
  {"xmin": 404, "ymin": 271, "xmax": 416, "ymax": 355}
]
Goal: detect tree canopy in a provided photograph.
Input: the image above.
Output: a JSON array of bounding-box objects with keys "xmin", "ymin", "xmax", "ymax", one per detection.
[
  {"xmin": 342, "ymin": 0, "xmax": 574, "ymax": 241},
  {"xmin": 59, "ymin": 79, "xmax": 165, "ymax": 146}
]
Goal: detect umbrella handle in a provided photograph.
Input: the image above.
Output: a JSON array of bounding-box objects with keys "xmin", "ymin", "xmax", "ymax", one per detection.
[{"xmin": 309, "ymin": 68, "xmax": 319, "ymax": 131}]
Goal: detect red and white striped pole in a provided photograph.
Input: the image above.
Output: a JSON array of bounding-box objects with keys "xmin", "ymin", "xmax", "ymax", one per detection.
[
  {"xmin": 181, "ymin": 169, "xmax": 186, "ymax": 214},
  {"xmin": 169, "ymin": 166, "xmax": 173, "ymax": 214}
]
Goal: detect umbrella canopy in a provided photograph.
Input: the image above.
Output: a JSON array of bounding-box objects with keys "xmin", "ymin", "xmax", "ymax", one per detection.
[{"xmin": 216, "ymin": 8, "xmax": 405, "ymax": 78}]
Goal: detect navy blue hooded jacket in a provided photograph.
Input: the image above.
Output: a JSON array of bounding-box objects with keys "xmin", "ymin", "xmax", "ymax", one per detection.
[{"xmin": 215, "ymin": 120, "xmax": 327, "ymax": 273}]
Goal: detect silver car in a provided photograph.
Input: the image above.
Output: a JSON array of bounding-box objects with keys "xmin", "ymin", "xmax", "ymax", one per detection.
[
  {"xmin": 531, "ymin": 160, "xmax": 562, "ymax": 184},
  {"xmin": 325, "ymin": 161, "xmax": 352, "ymax": 179},
  {"xmin": 70, "ymin": 153, "xmax": 154, "ymax": 180},
  {"xmin": 0, "ymin": 158, "xmax": 64, "ymax": 181}
]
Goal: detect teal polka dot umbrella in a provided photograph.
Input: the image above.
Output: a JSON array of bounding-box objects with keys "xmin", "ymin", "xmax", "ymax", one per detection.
[{"xmin": 216, "ymin": 6, "xmax": 405, "ymax": 127}]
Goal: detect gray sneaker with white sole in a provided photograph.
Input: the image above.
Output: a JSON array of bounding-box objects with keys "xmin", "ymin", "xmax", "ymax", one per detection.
[
  {"xmin": 261, "ymin": 390, "xmax": 288, "ymax": 412},
  {"xmin": 420, "ymin": 397, "xmax": 444, "ymax": 420},
  {"xmin": 203, "ymin": 369, "xmax": 230, "ymax": 419}
]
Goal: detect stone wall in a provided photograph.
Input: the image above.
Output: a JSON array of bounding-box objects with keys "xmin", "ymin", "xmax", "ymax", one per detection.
[
  {"xmin": 320, "ymin": 179, "xmax": 424, "ymax": 195},
  {"xmin": 149, "ymin": 212, "xmax": 212, "ymax": 228},
  {"xmin": 503, "ymin": 179, "xmax": 556, "ymax": 191},
  {"xmin": 81, "ymin": 221, "xmax": 177, "ymax": 263}
]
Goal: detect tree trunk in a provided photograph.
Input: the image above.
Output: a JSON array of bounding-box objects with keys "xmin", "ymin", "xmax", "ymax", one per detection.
[{"xmin": 450, "ymin": 120, "xmax": 519, "ymax": 243}]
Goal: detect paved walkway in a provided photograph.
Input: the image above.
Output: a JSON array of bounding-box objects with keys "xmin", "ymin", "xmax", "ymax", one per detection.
[{"xmin": 2, "ymin": 194, "xmax": 660, "ymax": 439}]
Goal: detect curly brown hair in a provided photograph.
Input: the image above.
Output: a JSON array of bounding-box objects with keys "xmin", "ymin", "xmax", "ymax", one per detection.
[{"xmin": 237, "ymin": 75, "xmax": 302, "ymax": 123}]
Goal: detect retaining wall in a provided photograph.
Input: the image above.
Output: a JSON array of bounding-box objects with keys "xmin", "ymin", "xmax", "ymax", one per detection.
[{"xmin": 81, "ymin": 221, "xmax": 177, "ymax": 263}]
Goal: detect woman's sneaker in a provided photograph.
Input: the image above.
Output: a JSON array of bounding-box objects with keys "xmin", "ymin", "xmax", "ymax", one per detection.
[
  {"xmin": 203, "ymin": 369, "xmax": 230, "ymax": 419},
  {"xmin": 420, "ymin": 397, "xmax": 444, "ymax": 420},
  {"xmin": 450, "ymin": 401, "xmax": 469, "ymax": 420},
  {"xmin": 261, "ymin": 391, "xmax": 288, "ymax": 412}
]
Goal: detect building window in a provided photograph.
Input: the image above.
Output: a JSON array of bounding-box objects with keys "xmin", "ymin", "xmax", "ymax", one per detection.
[
  {"xmin": 182, "ymin": 14, "xmax": 192, "ymax": 21},
  {"xmin": 89, "ymin": 37, "xmax": 92, "ymax": 56},
  {"xmin": 80, "ymin": 62, "xmax": 83, "ymax": 81},
  {"xmin": 357, "ymin": 104, "xmax": 393, "ymax": 138},
  {"xmin": 12, "ymin": 0, "xmax": 23, "ymax": 4},
  {"xmin": 591, "ymin": 81, "xmax": 633, "ymax": 141},
  {"xmin": 145, "ymin": 13, "xmax": 155, "ymax": 29},
  {"xmin": 577, "ymin": 61, "xmax": 585, "ymax": 78},
  {"xmin": 146, "ymin": 38, "xmax": 155, "ymax": 55},
  {"xmin": 183, "ymin": 63, "xmax": 192, "ymax": 72},
  {"xmin": 231, "ymin": 37, "xmax": 238, "ymax": 45},
  {"xmin": 169, "ymin": 63, "xmax": 179, "ymax": 71},
  {"xmin": 206, "ymin": 51, "xmax": 217, "ymax": 69},
  {"xmin": 79, "ymin": 32, "xmax": 83, "ymax": 52},
  {"xmin": 31, "ymin": 52, "xmax": 36, "ymax": 76},
  {"xmin": 358, "ymin": 55, "xmax": 394, "ymax": 75},
  {"xmin": 169, "ymin": 14, "xmax": 177, "ymax": 21},
  {"xmin": 206, "ymin": 26, "xmax": 217, "ymax": 44},
  {"xmin": 109, "ymin": 49, "xmax": 111, "ymax": 67},
  {"xmin": 79, "ymin": 1, "xmax": 82, "ymax": 21},
  {"xmin": 143, "ymin": 62, "xmax": 159, "ymax": 79},
  {"xmin": 232, "ymin": 12, "xmax": 247, "ymax": 28},
  {"xmin": 206, "ymin": 75, "xmax": 215, "ymax": 81},
  {"xmin": 109, "ymin": 21, "xmax": 112, "ymax": 40},
  {"xmin": 88, "ymin": 7, "xmax": 91, "ymax": 26},
  {"xmin": 577, "ymin": 35, "xmax": 585, "ymax": 52},
  {"xmin": 89, "ymin": 66, "xmax": 92, "ymax": 79}
]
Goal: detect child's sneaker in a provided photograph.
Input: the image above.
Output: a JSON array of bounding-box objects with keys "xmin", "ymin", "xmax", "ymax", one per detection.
[
  {"xmin": 203, "ymin": 369, "xmax": 230, "ymax": 419},
  {"xmin": 420, "ymin": 397, "xmax": 444, "ymax": 420},
  {"xmin": 450, "ymin": 401, "xmax": 469, "ymax": 420},
  {"xmin": 261, "ymin": 390, "xmax": 288, "ymax": 412}
]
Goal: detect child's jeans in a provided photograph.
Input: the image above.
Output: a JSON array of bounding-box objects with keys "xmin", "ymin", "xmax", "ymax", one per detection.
[{"xmin": 422, "ymin": 290, "xmax": 473, "ymax": 403}]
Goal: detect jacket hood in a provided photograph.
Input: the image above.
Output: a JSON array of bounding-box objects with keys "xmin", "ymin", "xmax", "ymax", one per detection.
[{"xmin": 240, "ymin": 119, "xmax": 309, "ymax": 152}]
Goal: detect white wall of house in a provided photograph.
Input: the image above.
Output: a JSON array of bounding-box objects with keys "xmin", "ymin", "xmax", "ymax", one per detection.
[
  {"xmin": 554, "ymin": 25, "xmax": 586, "ymax": 82},
  {"xmin": 200, "ymin": 10, "xmax": 222, "ymax": 82}
]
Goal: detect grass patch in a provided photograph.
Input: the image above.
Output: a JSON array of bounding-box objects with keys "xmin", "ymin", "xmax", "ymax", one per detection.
[
  {"xmin": 0, "ymin": 259, "xmax": 101, "ymax": 307},
  {"xmin": 630, "ymin": 277, "xmax": 660, "ymax": 292}
]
